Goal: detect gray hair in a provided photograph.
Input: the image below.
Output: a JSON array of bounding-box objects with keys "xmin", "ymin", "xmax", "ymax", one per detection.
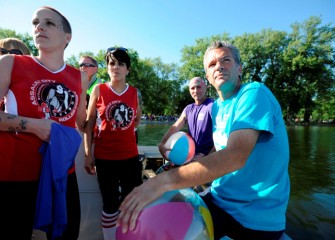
[{"xmin": 203, "ymin": 41, "xmax": 241, "ymax": 72}]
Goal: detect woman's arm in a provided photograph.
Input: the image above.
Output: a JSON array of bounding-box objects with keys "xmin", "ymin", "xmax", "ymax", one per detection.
[
  {"xmin": 75, "ymin": 71, "xmax": 88, "ymax": 132},
  {"xmin": 0, "ymin": 54, "xmax": 55, "ymax": 141},
  {"xmin": 83, "ymin": 84, "xmax": 99, "ymax": 175}
]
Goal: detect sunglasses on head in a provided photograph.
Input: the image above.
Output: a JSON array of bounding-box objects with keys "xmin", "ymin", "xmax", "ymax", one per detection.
[
  {"xmin": 79, "ymin": 63, "xmax": 96, "ymax": 68},
  {"xmin": 106, "ymin": 47, "xmax": 128, "ymax": 53},
  {"xmin": 0, "ymin": 48, "xmax": 23, "ymax": 55}
]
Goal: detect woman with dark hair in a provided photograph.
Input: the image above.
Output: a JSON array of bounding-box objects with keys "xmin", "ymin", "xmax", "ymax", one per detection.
[{"xmin": 84, "ymin": 47, "xmax": 142, "ymax": 240}]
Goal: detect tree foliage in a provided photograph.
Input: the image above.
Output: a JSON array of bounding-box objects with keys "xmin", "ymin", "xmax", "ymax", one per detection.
[
  {"xmin": 0, "ymin": 28, "xmax": 38, "ymax": 56},
  {"xmin": 179, "ymin": 16, "xmax": 335, "ymax": 123},
  {"xmin": 1, "ymin": 16, "xmax": 334, "ymax": 123}
]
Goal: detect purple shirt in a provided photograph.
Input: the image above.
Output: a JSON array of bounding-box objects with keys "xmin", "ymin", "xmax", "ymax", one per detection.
[{"xmin": 183, "ymin": 98, "xmax": 214, "ymax": 155}]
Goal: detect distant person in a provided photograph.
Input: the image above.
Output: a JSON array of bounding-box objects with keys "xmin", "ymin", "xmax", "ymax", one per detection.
[
  {"xmin": 0, "ymin": 37, "xmax": 31, "ymax": 55},
  {"xmin": 117, "ymin": 41, "xmax": 290, "ymax": 240},
  {"xmin": 0, "ymin": 37, "xmax": 31, "ymax": 111},
  {"xmin": 84, "ymin": 47, "xmax": 142, "ymax": 240},
  {"xmin": 0, "ymin": 6, "xmax": 87, "ymax": 240},
  {"xmin": 79, "ymin": 55, "xmax": 107, "ymax": 108},
  {"xmin": 157, "ymin": 77, "xmax": 214, "ymax": 172}
]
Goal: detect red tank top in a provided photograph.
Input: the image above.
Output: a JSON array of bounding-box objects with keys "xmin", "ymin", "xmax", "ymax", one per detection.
[
  {"xmin": 0, "ymin": 55, "xmax": 82, "ymax": 181},
  {"xmin": 94, "ymin": 83, "xmax": 138, "ymax": 160}
]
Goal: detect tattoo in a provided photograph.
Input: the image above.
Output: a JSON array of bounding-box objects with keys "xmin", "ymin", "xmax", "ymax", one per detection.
[
  {"xmin": 8, "ymin": 127, "xmax": 16, "ymax": 133},
  {"xmin": 19, "ymin": 120, "xmax": 28, "ymax": 130},
  {"xmin": 5, "ymin": 115, "xmax": 27, "ymax": 132}
]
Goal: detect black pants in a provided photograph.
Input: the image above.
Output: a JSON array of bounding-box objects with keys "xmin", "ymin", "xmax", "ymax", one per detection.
[
  {"xmin": 201, "ymin": 192, "xmax": 285, "ymax": 240},
  {"xmin": 95, "ymin": 156, "xmax": 143, "ymax": 214},
  {"xmin": 0, "ymin": 181, "xmax": 39, "ymax": 240}
]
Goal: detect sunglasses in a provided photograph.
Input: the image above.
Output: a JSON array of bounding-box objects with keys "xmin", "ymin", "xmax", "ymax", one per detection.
[
  {"xmin": 79, "ymin": 63, "xmax": 96, "ymax": 68},
  {"xmin": 0, "ymin": 48, "xmax": 23, "ymax": 55},
  {"xmin": 106, "ymin": 47, "xmax": 128, "ymax": 53}
]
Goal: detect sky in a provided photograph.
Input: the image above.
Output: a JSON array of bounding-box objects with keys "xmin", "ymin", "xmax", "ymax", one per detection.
[{"xmin": 1, "ymin": 0, "xmax": 334, "ymax": 64}]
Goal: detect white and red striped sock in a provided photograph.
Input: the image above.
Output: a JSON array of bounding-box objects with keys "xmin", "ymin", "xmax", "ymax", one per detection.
[{"xmin": 102, "ymin": 210, "xmax": 119, "ymax": 240}]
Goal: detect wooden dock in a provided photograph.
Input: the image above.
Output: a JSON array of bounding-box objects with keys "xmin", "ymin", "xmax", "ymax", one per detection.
[
  {"xmin": 138, "ymin": 145, "xmax": 163, "ymax": 159},
  {"xmin": 138, "ymin": 145, "xmax": 165, "ymax": 174}
]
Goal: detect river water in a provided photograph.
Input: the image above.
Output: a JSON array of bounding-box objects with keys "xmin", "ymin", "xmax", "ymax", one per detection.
[{"xmin": 137, "ymin": 123, "xmax": 335, "ymax": 240}]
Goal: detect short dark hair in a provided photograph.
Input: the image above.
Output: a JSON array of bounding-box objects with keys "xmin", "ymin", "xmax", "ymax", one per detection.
[{"xmin": 105, "ymin": 49, "xmax": 131, "ymax": 69}]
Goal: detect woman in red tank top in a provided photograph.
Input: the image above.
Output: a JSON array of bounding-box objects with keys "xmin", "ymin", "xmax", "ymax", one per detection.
[
  {"xmin": 84, "ymin": 47, "xmax": 143, "ymax": 239},
  {"xmin": 0, "ymin": 6, "xmax": 88, "ymax": 240}
]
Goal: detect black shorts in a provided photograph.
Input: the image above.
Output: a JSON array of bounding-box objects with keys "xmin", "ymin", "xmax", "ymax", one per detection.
[
  {"xmin": 0, "ymin": 180, "xmax": 39, "ymax": 240},
  {"xmin": 201, "ymin": 191, "xmax": 285, "ymax": 240},
  {"xmin": 95, "ymin": 156, "xmax": 143, "ymax": 214}
]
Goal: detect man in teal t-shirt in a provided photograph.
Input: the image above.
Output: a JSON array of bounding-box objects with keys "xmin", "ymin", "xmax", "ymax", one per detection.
[{"xmin": 117, "ymin": 41, "xmax": 290, "ymax": 240}]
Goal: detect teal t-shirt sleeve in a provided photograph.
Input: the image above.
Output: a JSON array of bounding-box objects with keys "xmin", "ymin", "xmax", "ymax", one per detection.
[{"xmin": 231, "ymin": 86, "xmax": 274, "ymax": 134}]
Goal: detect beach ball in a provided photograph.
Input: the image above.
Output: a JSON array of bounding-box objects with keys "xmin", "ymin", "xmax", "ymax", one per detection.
[
  {"xmin": 165, "ymin": 131, "xmax": 195, "ymax": 165},
  {"xmin": 116, "ymin": 188, "xmax": 214, "ymax": 240}
]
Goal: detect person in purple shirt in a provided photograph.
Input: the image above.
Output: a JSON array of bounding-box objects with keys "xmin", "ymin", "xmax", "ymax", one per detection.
[{"xmin": 157, "ymin": 77, "xmax": 214, "ymax": 171}]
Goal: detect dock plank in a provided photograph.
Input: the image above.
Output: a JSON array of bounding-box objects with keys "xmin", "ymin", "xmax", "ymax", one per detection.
[{"xmin": 138, "ymin": 145, "xmax": 163, "ymax": 159}]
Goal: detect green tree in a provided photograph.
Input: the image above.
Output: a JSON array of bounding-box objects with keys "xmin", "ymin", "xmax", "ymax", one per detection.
[
  {"xmin": 0, "ymin": 28, "xmax": 38, "ymax": 55},
  {"xmin": 179, "ymin": 16, "xmax": 335, "ymax": 124},
  {"xmin": 312, "ymin": 92, "xmax": 335, "ymax": 122},
  {"xmin": 137, "ymin": 58, "xmax": 181, "ymax": 115},
  {"xmin": 235, "ymin": 30, "xmax": 293, "ymax": 120},
  {"xmin": 179, "ymin": 33, "xmax": 231, "ymax": 99},
  {"xmin": 283, "ymin": 16, "xmax": 335, "ymax": 122},
  {"xmin": 3, "ymin": 16, "xmax": 334, "ymax": 122}
]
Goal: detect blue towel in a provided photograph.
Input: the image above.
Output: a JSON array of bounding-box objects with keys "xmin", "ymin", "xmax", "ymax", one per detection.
[{"xmin": 34, "ymin": 123, "xmax": 81, "ymax": 239}]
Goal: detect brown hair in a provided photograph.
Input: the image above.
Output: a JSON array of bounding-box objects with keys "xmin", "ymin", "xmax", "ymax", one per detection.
[
  {"xmin": 0, "ymin": 38, "xmax": 31, "ymax": 55},
  {"xmin": 80, "ymin": 55, "xmax": 98, "ymax": 67}
]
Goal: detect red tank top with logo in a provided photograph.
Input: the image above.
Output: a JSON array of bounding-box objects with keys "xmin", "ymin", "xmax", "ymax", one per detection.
[
  {"xmin": 0, "ymin": 55, "xmax": 82, "ymax": 181},
  {"xmin": 94, "ymin": 83, "xmax": 138, "ymax": 160}
]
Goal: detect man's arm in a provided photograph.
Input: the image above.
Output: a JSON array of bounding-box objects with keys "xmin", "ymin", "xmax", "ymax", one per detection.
[
  {"xmin": 117, "ymin": 128, "xmax": 260, "ymax": 233},
  {"xmin": 208, "ymin": 146, "xmax": 216, "ymax": 155},
  {"xmin": 76, "ymin": 71, "xmax": 88, "ymax": 132},
  {"xmin": 169, "ymin": 129, "xmax": 260, "ymax": 188}
]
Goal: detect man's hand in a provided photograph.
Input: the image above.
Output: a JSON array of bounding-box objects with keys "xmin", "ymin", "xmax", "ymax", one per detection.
[
  {"xmin": 29, "ymin": 118, "xmax": 56, "ymax": 142},
  {"xmin": 117, "ymin": 176, "xmax": 167, "ymax": 233},
  {"xmin": 158, "ymin": 142, "xmax": 171, "ymax": 159}
]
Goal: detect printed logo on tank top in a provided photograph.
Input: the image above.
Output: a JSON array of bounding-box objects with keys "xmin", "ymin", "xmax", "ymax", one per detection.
[
  {"xmin": 105, "ymin": 100, "xmax": 134, "ymax": 131},
  {"xmin": 30, "ymin": 79, "xmax": 78, "ymax": 122}
]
